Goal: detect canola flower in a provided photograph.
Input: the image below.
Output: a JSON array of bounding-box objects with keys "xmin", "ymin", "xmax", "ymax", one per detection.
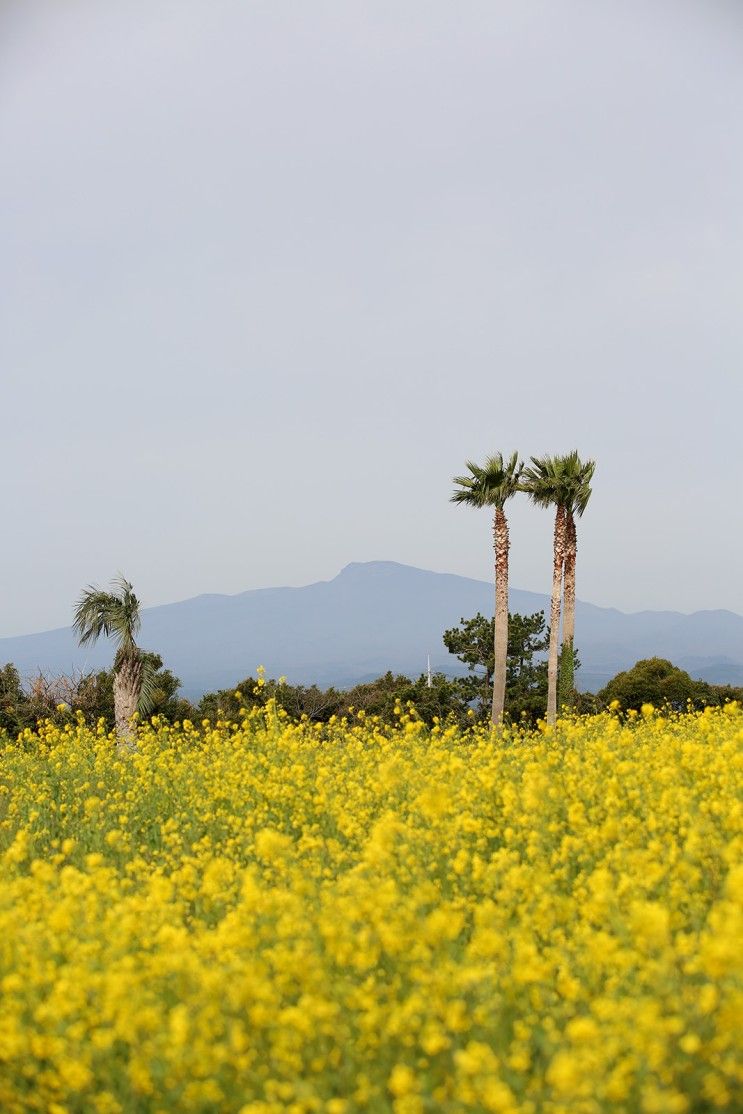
[{"xmin": 0, "ymin": 702, "xmax": 741, "ymax": 1113}]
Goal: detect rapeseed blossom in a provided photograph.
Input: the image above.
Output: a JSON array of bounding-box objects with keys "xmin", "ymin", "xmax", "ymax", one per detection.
[{"xmin": 0, "ymin": 703, "xmax": 741, "ymax": 1112}]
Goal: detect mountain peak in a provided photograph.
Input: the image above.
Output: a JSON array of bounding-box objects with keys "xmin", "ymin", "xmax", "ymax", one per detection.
[{"xmin": 336, "ymin": 560, "xmax": 416, "ymax": 578}]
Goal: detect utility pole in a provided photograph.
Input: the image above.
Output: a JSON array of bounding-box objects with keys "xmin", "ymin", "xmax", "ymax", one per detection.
[{"xmin": 426, "ymin": 654, "xmax": 432, "ymax": 688}]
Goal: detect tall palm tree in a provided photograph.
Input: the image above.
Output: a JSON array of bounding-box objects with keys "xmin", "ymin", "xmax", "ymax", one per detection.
[
  {"xmin": 73, "ymin": 575, "xmax": 155, "ymax": 750},
  {"xmin": 451, "ymin": 452, "xmax": 522, "ymax": 726},
  {"xmin": 522, "ymin": 452, "xmax": 595, "ymax": 724},
  {"xmin": 560, "ymin": 453, "xmax": 595, "ymax": 704}
]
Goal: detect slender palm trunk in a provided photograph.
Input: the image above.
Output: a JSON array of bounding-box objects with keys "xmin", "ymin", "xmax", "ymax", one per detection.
[
  {"xmin": 113, "ymin": 653, "xmax": 141, "ymax": 752},
  {"xmin": 546, "ymin": 504, "xmax": 566, "ymax": 725},
  {"xmin": 491, "ymin": 506, "xmax": 509, "ymax": 726},
  {"xmin": 560, "ymin": 512, "xmax": 577, "ymax": 707}
]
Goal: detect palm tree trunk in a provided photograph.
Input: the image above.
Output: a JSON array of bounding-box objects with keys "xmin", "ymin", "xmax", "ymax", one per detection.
[
  {"xmin": 560, "ymin": 512, "xmax": 577, "ymax": 708},
  {"xmin": 546, "ymin": 504, "xmax": 566, "ymax": 725},
  {"xmin": 491, "ymin": 507, "xmax": 509, "ymax": 726},
  {"xmin": 113, "ymin": 653, "xmax": 141, "ymax": 752}
]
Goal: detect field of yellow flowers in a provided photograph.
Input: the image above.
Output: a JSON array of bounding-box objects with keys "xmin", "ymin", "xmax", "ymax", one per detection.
[{"xmin": 1, "ymin": 701, "xmax": 741, "ymax": 1114}]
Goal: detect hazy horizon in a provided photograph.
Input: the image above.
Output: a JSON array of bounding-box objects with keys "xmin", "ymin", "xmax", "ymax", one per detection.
[{"xmin": 2, "ymin": 1, "xmax": 742, "ymax": 637}]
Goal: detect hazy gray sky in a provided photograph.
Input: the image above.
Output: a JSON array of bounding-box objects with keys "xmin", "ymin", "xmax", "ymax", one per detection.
[{"xmin": 2, "ymin": 0, "xmax": 742, "ymax": 636}]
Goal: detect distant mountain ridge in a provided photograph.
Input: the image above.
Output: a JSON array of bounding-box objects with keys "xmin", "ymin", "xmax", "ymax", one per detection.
[{"xmin": 2, "ymin": 561, "xmax": 742, "ymax": 698}]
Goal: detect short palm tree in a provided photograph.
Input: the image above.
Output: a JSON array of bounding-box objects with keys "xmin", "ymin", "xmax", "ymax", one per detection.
[
  {"xmin": 522, "ymin": 452, "xmax": 595, "ymax": 723},
  {"xmin": 451, "ymin": 452, "xmax": 522, "ymax": 726},
  {"xmin": 73, "ymin": 576, "xmax": 155, "ymax": 750}
]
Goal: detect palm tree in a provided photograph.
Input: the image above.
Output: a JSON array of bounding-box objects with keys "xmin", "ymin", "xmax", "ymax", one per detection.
[
  {"xmin": 73, "ymin": 575, "xmax": 155, "ymax": 750},
  {"xmin": 560, "ymin": 453, "xmax": 595, "ymax": 704},
  {"xmin": 522, "ymin": 452, "xmax": 595, "ymax": 724},
  {"xmin": 451, "ymin": 452, "xmax": 522, "ymax": 726}
]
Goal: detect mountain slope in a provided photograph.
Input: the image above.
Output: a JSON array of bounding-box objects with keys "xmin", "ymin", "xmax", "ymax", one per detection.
[{"xmin": 1, "ymin": 561, "xmax": 742, "ymax": 697}]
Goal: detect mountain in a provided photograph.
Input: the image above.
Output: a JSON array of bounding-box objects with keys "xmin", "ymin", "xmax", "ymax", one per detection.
[{"xmin": 2, "ymin": 561, "xmax": 742, "ymax": 697}]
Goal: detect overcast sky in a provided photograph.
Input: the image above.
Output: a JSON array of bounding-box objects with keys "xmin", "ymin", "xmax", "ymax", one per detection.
[{"xmin": 2, "ymin": 0, "xmax": 742, "ymax": 636}]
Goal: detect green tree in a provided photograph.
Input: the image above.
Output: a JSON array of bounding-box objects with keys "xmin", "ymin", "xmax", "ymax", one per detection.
[
  {"xmin": 73, "ymin": 653, "xmax": 191, "ymax": 729},
  {"xmin": 197, "ymin": 677, "xmax": 257, "ymax": 724},
  {"xmin": 521, "ymin": 452, "xmax": 595, "ymax": 723},
  {"xmin": 198, "ymin": 675, "xmax": 344, "ymax": 725},
  {"xmin": 198, "ymin": 671, "xmax": 471, "ymax": 729},
  {"xmin": 0, "ymin": 664, "xmax": 101, "ymax": 737},
  {"xmin": 0, "ymin": 663, "xmax": 28, "ymax": 737},
  {"xmin": 395, "ymin": 672, "xmax": 472, "ymax": 725},
  {"xmin": 340, "ymin": 671, "xmax": 469, "ymax": 725},
  {"xmin": 507, "ymin": 611, "xmax": 552, "ymax": 722},
  {"xmin": 334, "ymin": 672, "xmax": 405, "ymax": 722},
  {"xmin": 442, "ymin": 613, "xmax": 495, "ymax": 713},
  {"xmin": 598, "ymin": 658, "xmax": 703, "ymax": 712},
  {"xmin": 700, "ymin": 682, "xmax": 743, "ymax": 707},
  {"xmin": 73, "ymin": 576, "xmax": 156, "ymax": 750},
  {"xmin": 271, "ymin": 680, "xmax": 343, "ymax": 722},
  {"xmin": 444, "ymin": 610, "xmax": 555, "ymax": 723},
  {"xmin": 139, "ymin": 654, "xmax": 192, "ymax": 722},
  {"xmin": 451, "ymin": 452, "xmax": 522, "ymax": 726}
]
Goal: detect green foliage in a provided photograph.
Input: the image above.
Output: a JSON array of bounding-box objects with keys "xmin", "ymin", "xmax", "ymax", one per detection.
[
  {"xmin": 507, "ymin": 610, "xmax": 549, "ymax": 685},
  {"xmin": 596, "ymin": 658, "xmax": 743, "ymax": 713},
  {"xmin": 0, "ymin": 654, "xmax": 190, "ymax": 738},
  {"xmin": 5, "ymin": 650, "xmax": 739, "ymax": 743},
  {"xmin": 520, "ymin": 451, "xmax": 595, "ymax": 516},
  {"xmin": 699, "ymin": 681, "xmax": 743, "ymax": 707},
  {"xmin": 197, "ymin": 677, "xmax": 343, "ymax": 725},
  {"xmin": 196, "ymin": 671, "xmax": 471, "ymax": 728},
  {"xmin": 0, "ymin": 664, "xmax": 27, "ymax": 737},
  {"xmin": 73, "ymin": 575, "xmax": 142, "ymax": 656},
  {"xmin": 73, "ymin": 653, "xmax": 190, "ymax": 727},
  {"xmin": 451, "ymin": 452, "xmax": 522, "ymax": 511},
  {"xmin": 442, "ymin": 613, "xmax": 494, "ymax": 712},
  {"xmin": 344, "ymin": 672, "xmax": 469, "ymax": 724},
  {"xmin": 558, "ymin": 642, "xmax": 581, "ymax": 711},
  {"xmin": 443, "ymin": 610, "xmax": 554, "ymax": 723}
]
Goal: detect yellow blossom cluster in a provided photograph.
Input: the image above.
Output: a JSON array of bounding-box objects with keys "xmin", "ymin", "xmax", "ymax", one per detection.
[{"xmin": 0, "ymin": 702, "xmax": 741, "ymax": 1113}]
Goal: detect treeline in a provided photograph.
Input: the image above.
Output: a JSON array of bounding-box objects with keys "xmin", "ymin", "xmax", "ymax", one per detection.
[
  {"xmin": 2, "ymin": 612, "xmax": 740, "ymax": 738},
  {"xmin": 0, "ymin": 654, "xmax": 190, "ymax": 738},
  {"xmin": 0, "ymin": 610, "xmax": 551, "ymax": 734},
  {"xmin": 0, "ymin": 660, "xmax": 472, "ymax": 735}
]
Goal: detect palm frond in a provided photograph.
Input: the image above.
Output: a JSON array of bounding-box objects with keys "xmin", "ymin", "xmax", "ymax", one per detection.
[
  {"xmin": 451, "ymin": 452, "xmax": 522, "ymax": 509},
  {"xmin": 521, "ymin": 452, "xmax": 595, "ymax": 514},
  {"xmin": 73, "ymin": 589, "xmax": 117, "ymax": 646},
  {"xmin": 137, "ymin": 654, "xmax": 159, "ymax": 717},
  {"xmin": 110, "ymin": 575, "xmax": 141, "ymax": 652},
  {"xmin": 72, "ymin": 575, "xmax": 141, "ymax": 653}
]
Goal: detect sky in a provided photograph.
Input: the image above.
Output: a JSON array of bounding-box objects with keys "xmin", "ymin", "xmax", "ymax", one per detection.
[{"xmin": 2, "ymin": 0, "xmax": 742, "ymax": 636}]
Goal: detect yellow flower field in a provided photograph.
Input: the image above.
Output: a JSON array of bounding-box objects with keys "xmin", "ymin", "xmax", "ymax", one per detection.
[{"xmin": 1, "ymin": 704, "xmax": 741, "ymax": 1114}]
